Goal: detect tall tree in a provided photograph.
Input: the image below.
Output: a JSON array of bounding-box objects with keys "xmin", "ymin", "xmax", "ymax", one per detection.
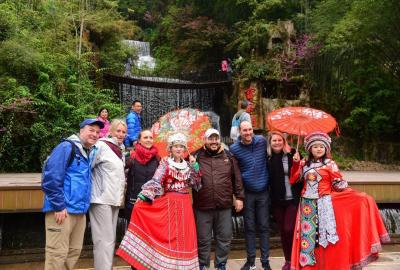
[
  {"xmin": 0, "ymin": 0, "xmax": 139, "ymax": 172},
  {"xmin": 308, "ymin": 0, "xmax": 400, "ymax": 142}
]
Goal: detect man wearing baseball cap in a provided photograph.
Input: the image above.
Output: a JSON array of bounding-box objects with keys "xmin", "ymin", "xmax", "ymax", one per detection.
[
  {"xmin": 191, "ymin": 128, "xmax": 244, "ymax": 270},
  {"xmin": 42, "ymin": 118, "xmax": 103, "ymax": 270}
]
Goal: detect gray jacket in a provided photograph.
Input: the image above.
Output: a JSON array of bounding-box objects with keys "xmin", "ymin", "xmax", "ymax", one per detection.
[{"xmin": 91, "ymin": 137, "xmax": 125, "ymax": 206}]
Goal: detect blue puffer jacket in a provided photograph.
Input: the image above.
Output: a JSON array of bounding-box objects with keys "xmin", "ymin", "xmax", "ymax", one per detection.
[
  {"xmin": 42, "ymin": 134, "xmax": 96, "ymax": 214},
  {"xmin": 124, "ymin": 110, "xmax": 142, "ymax": 147},
  {"xmin": 230, "ymin": 135, "xmax": 269, "ymax": 192}
]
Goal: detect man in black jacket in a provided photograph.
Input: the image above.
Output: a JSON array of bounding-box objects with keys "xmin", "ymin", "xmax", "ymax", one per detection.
[{"xmin": 191, "ymin": 128, "xmax": 244, "ymax": 270}]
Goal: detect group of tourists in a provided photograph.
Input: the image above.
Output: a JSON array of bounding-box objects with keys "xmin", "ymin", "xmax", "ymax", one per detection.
[{"xmin": 41, "ymin": 99, "xmax": 390, "ymax": 270}]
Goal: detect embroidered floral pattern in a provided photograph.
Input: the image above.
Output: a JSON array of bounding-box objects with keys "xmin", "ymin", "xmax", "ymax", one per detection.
[
  {"xmin": 140, "ymin": 159, "xmax": 201, "ymax": 201},
  {"xmin": 299, "ymin": 198, "xmax": 318, "ymax": 267}
]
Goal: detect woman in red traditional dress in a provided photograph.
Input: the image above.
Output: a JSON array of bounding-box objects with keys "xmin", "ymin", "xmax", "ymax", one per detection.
[
  {"xmin": 290, "ymin": 132, "xmax": 390, "ymax": 270},
  {"xmin": 117, "ymin": 133, "xmax": 201, "ymax": 270}
]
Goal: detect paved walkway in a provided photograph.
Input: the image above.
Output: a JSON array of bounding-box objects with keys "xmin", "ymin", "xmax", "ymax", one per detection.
[
  {"xmin": 3, "ymin": 250, "xmax": 399, "ymax": 270},
  {"xmin": 73, "ymin": 252, "xmax": 400, "ymax": 270},
  {"xmin": 211, "ymin": 253, "xmax": 400, "ymax": 270}
]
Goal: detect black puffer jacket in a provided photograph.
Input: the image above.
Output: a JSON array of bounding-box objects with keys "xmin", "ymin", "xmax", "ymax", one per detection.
[
  {"xmin": 192, "ymin": 147, "xmax": 244, "ymax": 210},
  {"xmin": 125, "ymin": 157, "xmax": 159, "ymax": 209}
]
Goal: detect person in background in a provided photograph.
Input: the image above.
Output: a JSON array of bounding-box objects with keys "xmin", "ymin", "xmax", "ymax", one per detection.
[
  {"xmin": 124, "ymin": 100, "xmax": 142, "ymax": 148},
  {"xmin": 230, "ymin": 121, "xmax": 272, "ymax": 270},
  {"xmin": 193, "ymin": 128, "xmax": 244, "ymax": 270},
  {"xmin": 267, "ymin": 131, "xmax": 302, "ymax": 270},
  {"xmin": 124, "ymin": 129, "xmax": 160, "ymax": 222},
  {"xmin": 90, "ymin": 119, "xmax": 127, "ymax": 270},
  {"xmin": 97, "ymin": 107, "xmax": 110, "ymax": 138},
  {"xmin": 230, "ymin": 100, "xmax": 251, "ymax": 142},
  {"xmin": 221, "ymin": 59, "xmax": 228, "ymax": 72},
  {"xmin": 290, "ymin": 132, "xmax": 390, "ymax": 270},
  {"xmin": 226, "ymin": 58, "xmax": 233, "ymax": 80},
  {"xmin": 42, "ymin": 118, "xmax": 103, "ymax": 270},
  {"xmin": 117, "ymin": 133, "xmax": 202, "ymax": 270}
]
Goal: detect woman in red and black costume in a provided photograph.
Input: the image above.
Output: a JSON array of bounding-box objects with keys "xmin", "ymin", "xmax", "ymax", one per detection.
[
  {"xmin": 117, "ymin": 132, "xmax": 202, "ymax": 270},
  {"xmin": 290, "ymin": 132, "xmax": 390, "ymax": 270},
  {"xmin": 124, "ymin": 129, "xmax": 160, "ymax": 223}
]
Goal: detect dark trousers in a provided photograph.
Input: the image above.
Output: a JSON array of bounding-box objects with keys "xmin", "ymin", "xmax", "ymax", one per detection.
[
  {"xmin": 194, "ymin": 208, "xmax": 232, "ymax": 267},
  {"xmin": 124, "ymin": 205, "xmax": 133, "ymax": 222},
  {"xmin": 244, "ymin": 189, "xmax": 270, "ymax": 265},
  {"xmin": 272, "ymin": 200, "xmax": 298, "ymax": 262},
  {"xmin": 124, "ymin": 205, "xmax": 137, "ymax": 270}
]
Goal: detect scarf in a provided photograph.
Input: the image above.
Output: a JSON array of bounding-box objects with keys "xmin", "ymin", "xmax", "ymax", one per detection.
[
  {"xmin": 103, "ymin": 140, "xmax": 123, "ymax": 160},
  {"xmin": 134, "ymin": 143, "xmax": 159, "ymax": 165}
]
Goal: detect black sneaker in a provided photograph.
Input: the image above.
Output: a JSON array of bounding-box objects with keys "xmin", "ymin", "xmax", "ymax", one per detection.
[
  {"xmin": 262, "ymin": 260, "xmax": 272, "ymax": 270},
  {"xmin": 240, "ymin": 261, "xmax": 256, "ymax": 270}
]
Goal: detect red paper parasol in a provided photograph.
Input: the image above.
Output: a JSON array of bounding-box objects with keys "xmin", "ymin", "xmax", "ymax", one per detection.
[
  {"xmin": 151, "ymin": 108, "xmax": 212, "ymax": 158},
  {"xmin": 266, "ymin": 106, "xmax": 338, "ymax": 149}
]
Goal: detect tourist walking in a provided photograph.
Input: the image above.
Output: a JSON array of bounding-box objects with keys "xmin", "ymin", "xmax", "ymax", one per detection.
[
  {"xmin": 97, "ymin": 107, "xmax": 110, "ymax": 138},
  {"xmin": 42, "ymin": 118, "xmax": 103, "ymax": 270},
  {"xmin": 192, "ymin": 128, "xmax": 244, "ymax": 270},
  {"xmin": 89, "ymin": 119, "xmax": 127, "ymax": 270},
  {"xmin": 117, "ymin": 133, "xmax": 202, "ymax": 270},
  {"xmin": 124, "ymin": 129, "xmax": 160, "ymax": 222},
  {"xmin": 230, "ymin": 100, "xmax": 251, "ymax": 142},
  {"xmin": 290, "ymin": 132, "xmax": 390, "ymax": 270},
  {"xmin": 267, "ymin": 131, "xmax": 302, "ymax": 270},
  {"xmin": 230, "ymin": 121, "xmax": 272, "ymax": 270},
  {"xmin": 124, "ymin": 100, "xmax": 142, "ymax": 148}
]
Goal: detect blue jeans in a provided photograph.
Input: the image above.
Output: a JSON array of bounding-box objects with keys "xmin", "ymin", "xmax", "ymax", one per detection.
[{"xmin": 244, "ymin": 189, "xmax": 270, "ymax": 265}]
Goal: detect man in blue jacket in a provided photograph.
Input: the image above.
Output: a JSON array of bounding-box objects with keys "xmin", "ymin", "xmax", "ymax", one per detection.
[
  {"xmin": 42, "ymin": 118, "xmax": 103, "ymax": 270},
  {"xmin": 230, "ymin": 121, "xmax": 271, "ymax": 270},
  {"xmin": 124, "ymin": 99, "xmax": 142, "ymax": 147}
]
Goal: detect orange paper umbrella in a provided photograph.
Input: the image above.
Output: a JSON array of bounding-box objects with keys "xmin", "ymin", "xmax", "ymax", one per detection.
[
  {"xmin": 267, "ymin": 107, "xmax": 338, "ymax": 149},
  {"xmin": 151, "ymin": 108, "xmax": 212, "ymax": 158}
]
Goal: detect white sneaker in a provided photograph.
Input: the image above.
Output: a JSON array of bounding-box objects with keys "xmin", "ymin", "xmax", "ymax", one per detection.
[{"xmin": 240, "ymin": 261, "xmax": 257, "ymax": 270}]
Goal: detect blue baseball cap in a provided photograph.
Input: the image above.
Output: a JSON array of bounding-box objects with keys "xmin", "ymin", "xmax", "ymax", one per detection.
[{"xmin": 79, "ymin": 118, "xmax": 104, "ymax": 129}]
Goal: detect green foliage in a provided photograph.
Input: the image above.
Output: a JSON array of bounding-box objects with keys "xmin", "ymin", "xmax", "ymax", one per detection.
[
  {"xmin": 309, "ymin": 0, "xmax": 400, "ymax": 145},
  {"xmin": 0, "ymin": 3, "xmax": 18, "ymax": 41},
  {"xmin": 311, "ymin": 0, "xmax": 400, "ymax": 81},
  {"xmin": 1, "ymin": 0, "xmax": 399, "ymax": 168},
  {"xmin": 239, "ymin": 59, "xmax": 271, "ymax": 80},
  {"xmin": 154, "ymin": 4, "xmax": 230, "ymax": 72},
  {"xmin": 0, "ymin": 0, "xmax": 137, "ymax": 172},
  {"xmin": 229, "ymin": 19, "xmax": 272, "ymax": 56}
]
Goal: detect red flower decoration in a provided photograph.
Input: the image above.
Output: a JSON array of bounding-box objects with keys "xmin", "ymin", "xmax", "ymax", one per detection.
[
  {"xmin": 301, "ymin": 239, "xmax": 310, "ymax": 250},
  {"xmin": 245, "ymin": 87, "xmax": 256, "ymax": 101}
]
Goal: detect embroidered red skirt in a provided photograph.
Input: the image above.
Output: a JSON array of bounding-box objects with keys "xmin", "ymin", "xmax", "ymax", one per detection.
[
  {"xmin": 290, "ymin": 188, "xmax": 390, "ymax": 270},
  {"xmin": 116, "ymin": 192, "xmax": 199, "ymax": 270}
]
